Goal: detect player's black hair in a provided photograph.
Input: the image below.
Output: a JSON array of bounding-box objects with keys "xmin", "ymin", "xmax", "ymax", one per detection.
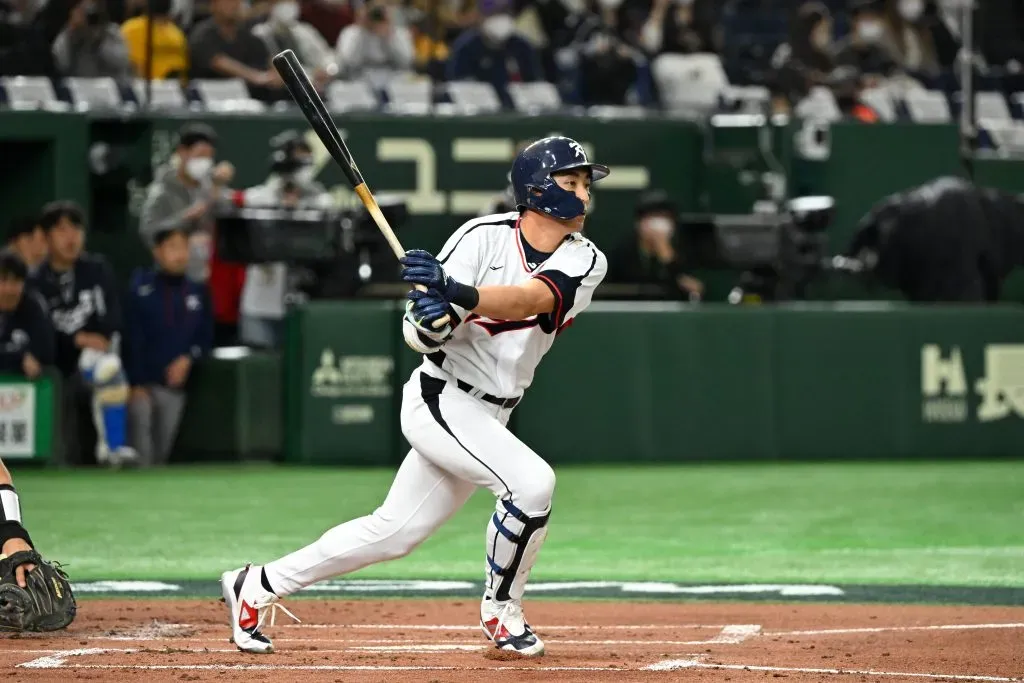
[
  {"xmin": 38, "ymin": 200, "xmax": 86, "ymax": 231},
  {"xmin": 177, "ymin": 123, "xmax": 218, "ymax": 150},
  {"xmin": 152, "ymin": 227, "xmax": 187, "ymax": 246},
  {"xmin": 6, "ymin": 215, "xmax": 40, "ymax": 243},
  {"xmin": 0, "ymin": 251, "xmax": 29, "ymax": 281},
  {"xmin": 634, "ymin": 189, "xmax": 677, "ymax": 218}
]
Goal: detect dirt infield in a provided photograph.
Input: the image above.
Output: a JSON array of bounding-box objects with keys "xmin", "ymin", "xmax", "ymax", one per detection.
[{"xmin": 1, "ymin": 599, "xmax": 1021, "ymax": 682}]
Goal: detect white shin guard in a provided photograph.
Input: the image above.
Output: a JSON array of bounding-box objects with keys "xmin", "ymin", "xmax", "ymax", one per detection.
[{"xmin": 485, "ymin": 498, "xmax": 550, "ymax": 603}]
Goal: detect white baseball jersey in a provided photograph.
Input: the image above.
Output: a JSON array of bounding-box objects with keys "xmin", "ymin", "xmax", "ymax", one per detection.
[{"xmin": 418, "ymin": 211, "xmax": 607, "ymax": 399}]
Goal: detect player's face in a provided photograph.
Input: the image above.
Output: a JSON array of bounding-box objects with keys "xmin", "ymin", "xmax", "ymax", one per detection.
[
  {"xmin": 15, "ymin": 228, "xmax": 47, "ymax": 267},
  {"xmin": 48, "ymin": 218, "xmax": 84, "ymax": 263},
  {"xmin": 155, "ymin": 232, "xmax": 190, "ymax": 275},
  {"xmin": 0, "ymin": 275, "xmax": 24, "ymax": 312},
  {"xmin": 553, "ymin": 169, "xmax": 592, "ymax": 230}
]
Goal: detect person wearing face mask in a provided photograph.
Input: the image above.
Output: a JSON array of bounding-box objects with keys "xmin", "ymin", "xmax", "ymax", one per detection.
[
  {"xmin": 235, "ymin": 130, "xmax": 334, "ymax": 349},
  {"xmin": 52, "ymin": 0, "xmax": 133, "ymax": 77},
  {"xmin": 139, "ymin": 123, "xmax": 242, "ymax": 344},
  {"xmin": 120, "ymin": 0, "xmax": 188, "ymax": 80},
  {"xmin": 770, "ymin": 1, "xmax": 838, "ymax": 111},
  {"xmin": 607, "ymin": 190, "xmax": 703, "ymax": 301},
  {"xmin": 335, "ymin": 0, "xmax": 414, "ymax": 87},
  {"xmin": 834, "ymin": 0, "xmax": 899, "ymax": 84},
  {"xmin": 446, "ymin": 0, "xmax": 542, "ymax": 107},
  {"xmin": 879, "ymin": 0, "xmax": 941, "ymax": 77},
  {"xmin": 639, "ymin": 0, "xmax": 719, "ymax": 56},
  {"xmin": 253, "ymin": 0, "xmax": 338, "ymax": 90},
  {"xmin": 188, "ymin": 0, "xmax": 286, "ymax": 101}
]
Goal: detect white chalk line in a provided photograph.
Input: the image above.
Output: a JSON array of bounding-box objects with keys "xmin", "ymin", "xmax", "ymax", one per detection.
[
  {"xmin": 25, "ymin": 664, "xmax": 631, "ymax": 672},
  {"xmin": 646, "ymin": 657, "xmax": 1021, "ymax": 682},
  {"xmin": 768, "ymin": 623, "xmax": 1024, "ymax": 637},
  {"xmin": 79, "ymin": 638, "xmax": 750, "ymax": 647},
  {"xmin": 281, "ymin": 622, "xmax": 727, "ymax": 630},
  {"xmin": 13, "ymin": 650, "xmax": 630, "ymax": 673}
]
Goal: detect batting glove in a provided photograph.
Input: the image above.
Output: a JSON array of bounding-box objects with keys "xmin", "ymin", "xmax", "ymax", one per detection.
[
  {"xmin": 400, "ymin": 250, "xmax": 479, "ymax": 311},
  {"xmin": 403, "ymin": 289, "xmax": 454, "ymax": 354}
]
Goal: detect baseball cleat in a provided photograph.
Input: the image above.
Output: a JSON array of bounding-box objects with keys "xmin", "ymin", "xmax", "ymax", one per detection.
[
  {"xmin": 221, "ymin": 564, "xmax": 299, "ymax": 654},
  {"xmin": 480, "ymin": 598, "xmax": 545, "ymax": 657}
]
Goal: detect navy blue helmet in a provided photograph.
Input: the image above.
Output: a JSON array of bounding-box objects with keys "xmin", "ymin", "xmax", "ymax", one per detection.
[{"xmin": 510, "ymin": 136, "xmax": 610, "ymax": 220}]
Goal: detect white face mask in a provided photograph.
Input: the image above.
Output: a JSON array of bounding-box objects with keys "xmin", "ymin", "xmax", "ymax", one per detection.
[
  {"xmin": 271, "ymin": 0, "xmax": 299, "ymax": 23},
  {"xmin": 481, "ymin": 14, "xmax": 514, "ymax": 42},
  {"xmin": 185, "ymin": 156, "xmax": 213, "ymax": 181},
  {"xmin": 899, "ymin": 0, "xmax": 923, "ymax": 21},
  {"xmin": 857, "ymin": 19, "xmax": 884, "ymax": 42},
  {"xmin": 642, "ymin": 216, "xmax": 674, "ymax": 235}
]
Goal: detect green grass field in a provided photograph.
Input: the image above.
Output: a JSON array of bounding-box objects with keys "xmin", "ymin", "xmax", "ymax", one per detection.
[{"xmin": 12, "ymin": 460, "xmax": 1024, "ymax": 586}]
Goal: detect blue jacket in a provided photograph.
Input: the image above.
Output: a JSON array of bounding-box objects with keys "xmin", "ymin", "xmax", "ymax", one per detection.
[
  {"xmin": 125, "ymin": 268, "xmax": 213, "ymax": 387},
  {"xmin": 446, "ymin": 30, "xmax": 542, "ymax": 106}
]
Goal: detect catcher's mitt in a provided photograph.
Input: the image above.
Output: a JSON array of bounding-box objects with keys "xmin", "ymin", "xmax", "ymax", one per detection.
[{"xmin": 0, "ymin": 550, "xmax": 76, "ymax": 632}]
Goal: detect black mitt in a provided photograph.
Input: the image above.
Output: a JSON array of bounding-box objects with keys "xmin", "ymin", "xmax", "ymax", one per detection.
[{"xmin": 0, "ymin": 550, "xmax": 76, "ymax": 632}]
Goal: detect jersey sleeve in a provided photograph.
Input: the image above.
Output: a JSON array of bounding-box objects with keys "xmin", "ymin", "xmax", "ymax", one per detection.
[{"xmin": 532, "ymin": 242, "xmax": 607, "ymax": 330}]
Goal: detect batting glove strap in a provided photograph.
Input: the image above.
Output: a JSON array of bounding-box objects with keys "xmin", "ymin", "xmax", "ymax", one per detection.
[{"xmin": 446, "ymin": 279, "xmax": 479, "ymax": 311}]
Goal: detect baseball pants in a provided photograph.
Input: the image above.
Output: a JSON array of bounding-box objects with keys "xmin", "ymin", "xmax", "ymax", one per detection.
[
  {"xmin": 263, "ymin": 366, "xmax": 556, "ymax": 603},
  {"xmin": 128, "ymin": 386, "xmax": 186, "ymax": 467}
]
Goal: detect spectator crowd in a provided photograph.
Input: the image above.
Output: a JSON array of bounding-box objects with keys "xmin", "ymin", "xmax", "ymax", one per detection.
[{"xmin": 0, "ymin": 0, "xmax": 1020, "ymax": 111}]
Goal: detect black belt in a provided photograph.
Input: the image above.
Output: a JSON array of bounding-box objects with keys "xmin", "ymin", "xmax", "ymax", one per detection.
[
  {"xmin": 428, "ymin": 352, "xmax": 520, "ymax": 409},
  {"xmin": 456, "ymin": 379, "xmax": 521, "ymax": 409}
]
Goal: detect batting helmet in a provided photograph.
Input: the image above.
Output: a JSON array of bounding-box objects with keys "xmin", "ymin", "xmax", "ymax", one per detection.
[{"xmin": 511, "ymin": 136, "xmax": 610, "ymax": 220}]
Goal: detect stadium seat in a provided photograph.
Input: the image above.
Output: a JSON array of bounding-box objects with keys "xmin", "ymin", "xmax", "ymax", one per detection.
[
  {"xmin": 903, "ymin": 90, "xmax": 951, "ymax": 123},
  {"xmin": 191, "ymin": 78, "xmax": 265, "ymax": 113},
  {"xmin": 64, "ymin": 77, "xmax": 121, "ymax": 111},
  {"xmin": 651, "ymin": 53, "xmax": 728, "ymax": 114},
  {"xmin": 795, "ymin": 86, "xmax": 841, "ymax": 122},
  {"xmin": 326, "ymin": 79, "xmax": 379, "ymax": 112},
  {"xmin": 383, "ymin": 77, "xmax": 433, "ymax": 115},
  {"xmin": 131, "ymin": 79, "xmax": 187, "ymax": 110},
  {"xmin": 859, "ymin": 87, "xmax": 897, "ymax": 122},
  {"xmin": 974, "ymin": 91, "xmax": 1012, "ymax": 122},
  {"xmin": 507, "ymin": 81, "xmax": 563, "ymax": 114},
  {"xmin": 980, "ymin": 120, "xmax": 1024, "ymax": 156},
  {"xmin": 1011, "ymin": 92, "xmax": 1024, "ymax": 120},
  {"xmin": 443, "ymin": 81, "xmax": 503, "ymax": 115},
  {"xmin": 0, "ymin": 76, "xmax": 67, "ymax": 111},
  {"xmin": 721, "ymin": 85, "xmax": 770, "ymax": 114}
]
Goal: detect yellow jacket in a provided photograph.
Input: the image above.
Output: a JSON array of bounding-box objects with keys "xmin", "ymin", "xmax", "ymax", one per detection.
[{"xmin": 121, "ymin": 16, "xmax": 189, "ymax": 81}]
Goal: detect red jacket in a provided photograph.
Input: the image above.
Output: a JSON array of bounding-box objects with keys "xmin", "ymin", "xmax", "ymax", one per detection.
[{"xmin": 207, "ymin": 190, "xmax": 248, "ymax": 325}]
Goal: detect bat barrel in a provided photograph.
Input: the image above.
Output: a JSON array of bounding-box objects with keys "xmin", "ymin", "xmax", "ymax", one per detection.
[{"xmin": 271, "ymin": 49, "xmax": 365, "ymax": 189}]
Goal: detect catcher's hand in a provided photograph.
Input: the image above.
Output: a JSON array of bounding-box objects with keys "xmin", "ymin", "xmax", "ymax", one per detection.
[{"xmin": 0, "ymin": 549, "xmax": 76, "ymax": 632}]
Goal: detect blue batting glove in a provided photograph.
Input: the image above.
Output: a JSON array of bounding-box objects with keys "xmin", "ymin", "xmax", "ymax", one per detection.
[
  {"xmin": 406, "ymin": 288, "xmax": 452, "ymax": 330},
  {"xmin": 400, "ymin": 250, "xmax": 453, "ymax": 294}
]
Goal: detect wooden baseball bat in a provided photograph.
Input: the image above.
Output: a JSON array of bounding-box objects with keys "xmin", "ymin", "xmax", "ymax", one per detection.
[{"xmin": 271, "ymin": 49, "xmax": 449, "ymax": 328}]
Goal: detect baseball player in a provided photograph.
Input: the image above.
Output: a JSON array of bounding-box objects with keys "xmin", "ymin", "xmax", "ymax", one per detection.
[
  {"xmin": 30, "ymin": 201, "xmax": 137, "ymax": 467},
  {"xmin": 0, "ymin": 456, "xmax": 77, "ymax": 630},
  {"xmin": 221, "ymin": 136, "xmax": 609, "ymax": 658}
]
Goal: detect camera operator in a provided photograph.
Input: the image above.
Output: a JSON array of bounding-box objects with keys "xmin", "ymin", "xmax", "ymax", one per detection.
[
  {"xmin": 607, "ymin": 189, "xmax": 703, "ymax": 301},
  {"xmin": 843, "ymin": 176, "xmax": 1024, "ymax": 303},
  {"xmin": 235, "ymin": 130, "xmax": 333, "ymax": 349}
]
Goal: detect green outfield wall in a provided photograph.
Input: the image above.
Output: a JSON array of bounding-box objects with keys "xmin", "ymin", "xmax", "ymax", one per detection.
[
  {"xmin": 3, "ymin": 111, "xmax": 1023, "ymax": 299},
  {"xmin": 278, "ymin": 301, "xmax": 1024, "ymax": 465}
]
